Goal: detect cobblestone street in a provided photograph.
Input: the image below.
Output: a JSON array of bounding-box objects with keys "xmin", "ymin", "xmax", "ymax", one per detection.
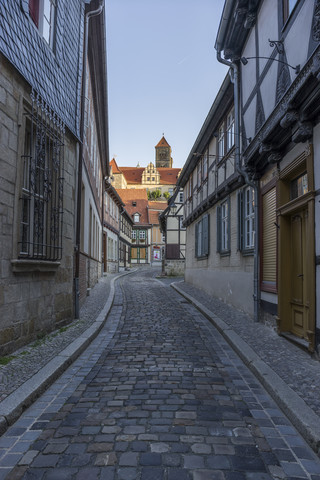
[{"xmin": 1, "ymin": 269, "xmax": 320, "ymax": 479}]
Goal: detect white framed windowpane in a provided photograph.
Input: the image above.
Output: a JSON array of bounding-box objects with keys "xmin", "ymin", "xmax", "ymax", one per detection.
[
  {"xmin": 244, "ymin": 187, "xmax": 255, "ymax": 249},
  {"xmin": 221, "ymin": 201, "xmax": 228, "ymax": 251}
]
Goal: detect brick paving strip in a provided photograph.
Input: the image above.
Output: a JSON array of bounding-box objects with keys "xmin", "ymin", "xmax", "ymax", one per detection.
[
  {"xmin": 0, "ymin": 269, "xmax": 319, "ymax": 479},
  {"xmin": 172, "ymin": 281, "xmax": 320, "ymax": 457},
  {"xmin": 0, "ymin": 270, "xmax": 135, "ymax": 435}
]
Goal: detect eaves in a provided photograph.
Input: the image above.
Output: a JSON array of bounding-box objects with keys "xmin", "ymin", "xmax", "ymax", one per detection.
[{"xmin": 183, "ymin": 172, "xmax": 244, "ymax": 227}]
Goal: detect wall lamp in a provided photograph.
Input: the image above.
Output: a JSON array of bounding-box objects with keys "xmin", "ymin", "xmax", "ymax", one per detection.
[{"xmin": 240, "ymin": 56, "xmax": 300, "ymax": 74}]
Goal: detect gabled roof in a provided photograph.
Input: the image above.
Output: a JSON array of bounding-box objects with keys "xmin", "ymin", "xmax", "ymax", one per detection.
[
  {"xmin": 119, "ymin": 167, "xmax": 144, "ymax": 184},
  {"xmin": 148, "ymin": 201, "xmax": 168, "ymax": 210},
  {"xmin": 116, "ymin": 189, "xmax": 148, "ymax": 202},
  {"xmin": 156, "ymin": 168, "xmax": 181, "ymax": 184},
  {"xmin": 110, "ymin": 158, "xmax": 122, "ymax": 174},
  {"xmin": 113, "ymin": 166, "xmax": 181, "ymax": 185},
  {"xmin": 148, "ymin": 210, "xmax": 161, "ymax": 225},
  {"xmin": 116, "ymin": 189, "xmax": 149, "ymax": 225},
  {"xmin": 155, "ymin": 136, "xmax": 170, "ymax": 148}
]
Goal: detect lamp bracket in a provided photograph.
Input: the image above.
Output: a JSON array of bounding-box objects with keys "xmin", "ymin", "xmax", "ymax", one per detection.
[{"xmin": 268, "ymin": 39, "xmax": 284, "ymax": 54}]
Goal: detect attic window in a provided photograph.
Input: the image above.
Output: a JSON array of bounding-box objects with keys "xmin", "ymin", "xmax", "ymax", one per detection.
[
  {"xmin": 134, "ymin": 213, "xmax": 139, "ymax": 223},
  {"xmin": 132, "ymin": 201, "xmax": 137, "ymax": 206},
  {"xmin": 28, "ymin": 0, "xmax": 56, "ymax": 48}
]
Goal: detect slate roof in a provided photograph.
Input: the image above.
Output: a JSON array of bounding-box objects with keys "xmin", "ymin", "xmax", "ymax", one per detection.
[{"xmin": 0, "ymin": 0, "xmax": 85, "ymax": 137}]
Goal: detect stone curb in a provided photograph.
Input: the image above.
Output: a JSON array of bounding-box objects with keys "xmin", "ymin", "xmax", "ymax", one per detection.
[
  {"xmin": 0, "ymin": 270, "xmax": 135, "ymax": 436},
  {"xmin": 171, "ymin": 282, "xmax": 320, "ymax": 456}
]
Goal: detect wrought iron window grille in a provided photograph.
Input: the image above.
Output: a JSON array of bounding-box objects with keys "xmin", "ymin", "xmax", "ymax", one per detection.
[{"xmin": 19, "ymin": 89, "xmax": 65, "ymax": 261}]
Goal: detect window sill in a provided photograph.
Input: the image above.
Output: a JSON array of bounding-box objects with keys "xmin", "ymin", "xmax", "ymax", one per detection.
[
  {"xmin": 12, "ymin": 259, "xmax": 61, "ymax": 273},
  {"xmin": 241, "ymin": 248, "xmax": 254, "ymax": 256},
  {"xmin": 219, "ymin": 251, "xmax": 230, "ymax": 257},
  {"xmin": 196, "ymin": 255, "xmax": 209, "ymax": 260}
]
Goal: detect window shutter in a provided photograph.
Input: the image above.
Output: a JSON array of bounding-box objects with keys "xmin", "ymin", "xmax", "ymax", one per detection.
[
  {"xmin": 195, "ymin": 222, "xmax": 199, "ymax": 257},
  {"xmin": 216, "ymin": 206, "xmax": 221, "ymax": 253},
  {"xmin": 207, "ymin": 214, "xmax": 210, "ymax": 255},
  {"xmin": 202, "ymin": 214, "xmax": 210, "ymax": 256},
  {"xmin": 237, "ymin": 190, "xmax": 243, "ymax": 251},
  {"xmin": 227, "ymin": 197, "xmax": 231, "ymax": 251}
]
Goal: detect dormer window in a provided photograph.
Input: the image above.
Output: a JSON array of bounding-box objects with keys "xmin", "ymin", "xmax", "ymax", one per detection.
[
  {"xmin": 29, "ymin": 0, "xmax": 56, "ymax": 48},
  {"xmin": 132, "ymin": 201, "xmax": 136, "ymax": 207},
  {"xmin": 134, "ymin": 213, "xmax": 140, "ymax": 223}
]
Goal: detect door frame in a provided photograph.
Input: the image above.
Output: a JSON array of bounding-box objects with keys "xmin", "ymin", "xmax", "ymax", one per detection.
[{"xmin": 277, "ymin": 146, "xmax": 315, "ymax": 351}]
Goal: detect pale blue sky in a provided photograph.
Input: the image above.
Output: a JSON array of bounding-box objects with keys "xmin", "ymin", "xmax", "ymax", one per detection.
[{"xmin": 106, "ymin": 0, "xmax": 228, "ymax": 169}]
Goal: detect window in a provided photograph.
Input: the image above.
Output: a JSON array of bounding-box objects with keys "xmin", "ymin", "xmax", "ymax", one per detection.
[
  {"xmin": 290, "ymin": 172, "xmax": 308, "ymax": 199},
  {"xmin": 134, "ymin": 213, "xmax": 139, "ymax": 223},
  {"xmin": 217, "ymin": 199, "xmax": 230, "ymax": 254},
  {"xmin": 195, "ymin": 214, "xmax": 210, "ymax": 258},
  {"xmin": 238, "ymin": 187, "xmax": 255, "ymax": 252},
  {"xmin": 131, "ymin": 230, "xmax": 137, "ymax": 242},
  {"xmin": 218, "ymin": 124, "xmax": 225, "ymax": 159},
  {"xmin": 20, "ymin": 90, "xmax": 64, "ymax": 261},
  {"xmin": 139, "ymin": 230, "xmax": 146, "ymax": 241},
  {"xmin": 203, "ymin": 151, "xmax": 208, "ymax": 180},
  {"xmin": 227, "ymin": 110, "xmax": 235, "ymax": 151},
  {"xmin": 29, "ymin": 0, "xmax": 56, "ymax": 47}
]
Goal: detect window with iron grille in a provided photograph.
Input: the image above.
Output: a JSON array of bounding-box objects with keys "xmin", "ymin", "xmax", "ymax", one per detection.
[{"xmin": 19, "ymin": 90, "xmax": 64, "ymax": 261}]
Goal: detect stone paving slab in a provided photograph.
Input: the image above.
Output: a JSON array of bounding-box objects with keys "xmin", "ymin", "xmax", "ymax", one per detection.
[
  {"xmin": 171, "ymin": 281, "xmax": 320, "ymax": 457},
  {"xmin": 0, "ymin": 269, "xmax": 319, "ymax": 479},
  {"xmin": 0, "ymin": 270, "xmax": 135, "ymax": 436}
]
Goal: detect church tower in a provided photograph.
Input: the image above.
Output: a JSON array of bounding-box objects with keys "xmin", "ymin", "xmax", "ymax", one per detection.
[{"xmin": 155, "ymin": 136, "xmax": 173, "ymax": 168}]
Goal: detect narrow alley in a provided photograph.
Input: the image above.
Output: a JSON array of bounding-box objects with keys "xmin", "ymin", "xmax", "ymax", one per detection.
[{"xmin": 0, "ymin": 269, "xmax": 320, "ymax": 479}]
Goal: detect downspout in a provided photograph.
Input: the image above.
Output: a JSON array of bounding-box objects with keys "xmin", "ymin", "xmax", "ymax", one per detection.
[
  {"xmin": 216, "ymin": 51, "xmax": 260, "ymax": 323},
  {"xmin": 75, "ymin": 0, "xmax": 104, "ymax": 319}
]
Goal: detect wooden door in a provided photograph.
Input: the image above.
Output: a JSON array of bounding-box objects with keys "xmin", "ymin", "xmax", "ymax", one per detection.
[{"xmin": 290, "ymin": 210, "xmax": 308, "ymax": 339}]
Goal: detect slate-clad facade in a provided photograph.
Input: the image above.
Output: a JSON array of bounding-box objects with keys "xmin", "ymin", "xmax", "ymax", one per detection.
[
  {"xmin": 0, "ymin": 0, "xmax": 86, "ymax": 354},
  {"xmin": 0, "ymin": 0, "xmax": 83, "ymax": 137}
]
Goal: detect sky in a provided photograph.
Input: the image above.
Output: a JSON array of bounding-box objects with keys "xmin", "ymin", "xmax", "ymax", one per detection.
[{"xmin": 106, "ymin": 0, "xmax": 228, "ymax": 169}]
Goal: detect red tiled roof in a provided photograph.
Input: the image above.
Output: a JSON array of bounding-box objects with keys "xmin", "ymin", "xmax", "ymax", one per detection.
[
  {"xmin": 116, "ymin": 188, "xmax": 148, "ymax": 202},
  {"xmin": 117, "ymin": 166, "xmax": 180, "ymax": 185},
  {"xmin": 119, "ymin": 167, "xmax": 144, "ymax": 184},
  {"xmin": 156, "ymin": 168, "xmax": 181, "ymax": 184},
  {"xmin": 148, "ymin": 201, "xmax": 167, "ymax": 210},
  {"xmin": 116, "ymin": 189, "xmax": 149, "ymax": 225},
  {"xmin": 148, "ymin": 210, "xmax": 161, "ymax": 225},
  {"xmin": 110, "ymin": 158, "xmax": 122, "ymax": 174},
  {"xmin": 155, "ymin": 136, "xmax": 170, "ymax": 148}
]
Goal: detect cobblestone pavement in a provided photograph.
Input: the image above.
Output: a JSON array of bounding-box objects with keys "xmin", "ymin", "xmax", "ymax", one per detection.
[
  {"xmin": 1, "ymin": 269, "xmax": 320, "ymax": 479},
  {"xmin": 0, "ymin": 273, "xmax": 119, "ymax": 402},
  {"xmin": 175, "ymin": 282, "xmax": 320, "ymax": 419}
]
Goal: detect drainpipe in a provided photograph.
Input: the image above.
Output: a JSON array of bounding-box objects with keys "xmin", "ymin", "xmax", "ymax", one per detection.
[
  {"xmin": 75, "ymin": 0, "xmax": 104, "ymax": 319},
  {"xmin": 216, "ymin": 51, "xmax": 260, "ymax": 323}
]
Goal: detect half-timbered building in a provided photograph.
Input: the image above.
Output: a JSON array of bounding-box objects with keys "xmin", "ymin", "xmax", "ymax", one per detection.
[
  {"xmin": 177, "ymin": 74, "xmax": 256, "ymax": 314},
  {"xmin": 215, "ymin": 0, "xmax": 320, "ymax": 353}
]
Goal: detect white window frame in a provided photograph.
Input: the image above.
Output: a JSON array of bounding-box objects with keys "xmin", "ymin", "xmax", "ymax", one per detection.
[
  {"xmin": 221, "ymin": 201, "xmax": 229, "ymax": 251},
  {"xmin": 227, "ymin": 109, "xmax": 235, "ymax": 151},
  {"xmin": 244, "ymin": 187, "xmax": 255, "ymax": 249}
]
